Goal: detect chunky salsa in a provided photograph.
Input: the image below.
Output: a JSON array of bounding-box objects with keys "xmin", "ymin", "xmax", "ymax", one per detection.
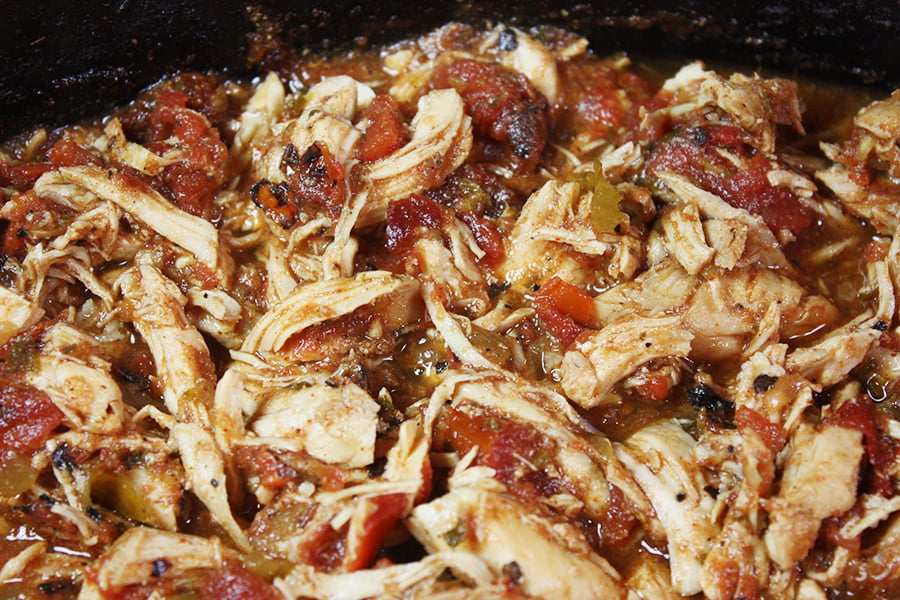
[{"xmin": 1, "ymin": 21, "xmax": 900, "ymax": 600}]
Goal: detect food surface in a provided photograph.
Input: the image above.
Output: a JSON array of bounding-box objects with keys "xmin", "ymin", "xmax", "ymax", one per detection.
[{"xmin": 1, "ymin": 22, "xmax": 900, "ymax": 599}]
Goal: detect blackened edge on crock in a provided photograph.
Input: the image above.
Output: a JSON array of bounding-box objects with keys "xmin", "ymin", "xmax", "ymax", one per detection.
[{"xmin": 0, "ymin": 0, "xmax": 896, "ymax": 141}]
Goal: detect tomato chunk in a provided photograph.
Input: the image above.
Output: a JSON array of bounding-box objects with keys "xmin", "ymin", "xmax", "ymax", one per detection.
[
  {"xmin": 433, "ymin": 59, "xmax": 548, "ymax": 172},
  {"xmin": 734, "ymin": 406, "xmax": 787, "ymax": 453},
  {"xmin": 385, "ymin": 195, "xmax": 449, "ymax": 253},
  {"xmin": 460, "ymin": 213, "xmax": 505, "ymax": 267},
  {"xmin": 532, "ymin": 276, "xmax": 597, "ymax": 345},
  {"xmin": 646, "ymin": 126, "xmax": 812, "ymax": 234},
  {"xmin": 344, "ymin": 493, "xmax": 409, "ymax": 571},
  {"xmin": 199, "ymin": 561, "xmax": 282, "ymax": 600},
  {"xmin": 0, "ymin": 381, "xmax": 64, "ymax": 454},
  {"xmin": 356, "ymin": 94, "xmax": 409, "ymax": 162},
  {"xmin": 827, "ymin": 395, "xmax": 897, "ymax": 496},
  {"xmin": 439, "ymin": 405, "xmax": 569, "ymax": 505}
]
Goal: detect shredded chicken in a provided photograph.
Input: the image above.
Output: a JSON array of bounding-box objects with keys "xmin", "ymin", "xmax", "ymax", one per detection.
[{"xmin": 1, "ymin": 21, "xmax": 899, "ymax": 600}]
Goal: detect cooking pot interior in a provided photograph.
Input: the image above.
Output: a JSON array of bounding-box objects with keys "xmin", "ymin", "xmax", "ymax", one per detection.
[{"xmin": 1, "ymin": 0, "xmax": 896, "ymax": 140}]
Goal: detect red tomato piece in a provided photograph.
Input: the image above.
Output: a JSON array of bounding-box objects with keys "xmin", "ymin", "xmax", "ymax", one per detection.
[
  {"xmin": 199, "ymin": 561, "xmax": 282, "ymax": 600},
  {"xmin": 734, "ymin": 406, "xmax": 787, "ymax": 453},
  {"xmin": 460, "ymin": 213, "xmax": 505, "ymax": 267},
  {"xmin": 356, "ymin": 94, "xmax": 409, "ymax": 162},
  {"xmin": 344, "ymin": 493, "xmax": 409, "ymax": 571},
  {"xmin": 385, "ymin": 194, "xmax": 449, "ymax": 253},
  {"xmin": 532, "ymin": 276, "xmax": 597, "ymax": 345},
  {"xmin": 0, "ymin": 381, "xmax": 64, "ymax": 454},
  {"xmin": 433, "ymin": 58, "xmax": 548, "ymax": 172}
]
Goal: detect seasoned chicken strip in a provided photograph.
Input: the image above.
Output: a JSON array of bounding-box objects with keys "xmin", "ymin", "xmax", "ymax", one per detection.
[
  {"xmin": 408, "ymin": 485, "xmax": 626, "ymax": 599},
  {"xmin": 561, "ymin": 315, "xmax": 694, "ymax": 408},
  {"xmin": 763, "ymin": 423, "xmax": 864, "ymax": 569},
  {"xmin": 616, "ymin": 419, "xmax": 719, "ymax": 595}
]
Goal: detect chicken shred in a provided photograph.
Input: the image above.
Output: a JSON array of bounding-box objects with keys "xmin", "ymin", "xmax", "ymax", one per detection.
[{"xmin": 1, "ymin": 21, "xmax": 899, "ymax": 600}]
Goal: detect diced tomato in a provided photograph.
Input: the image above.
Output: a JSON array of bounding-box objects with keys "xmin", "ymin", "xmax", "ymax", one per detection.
[
  {"xmin": 0, "ymin": 135, "xmax": 101, "ymax": 189},
  {"xmin": 646, "ymin": 127, "xmax": 812, "ymax": 234},
  {"xmin": 433, "ymin": 58, "xmax": 548, "ymax": 172},
  {"xmin": 385, "ymin": 194, "xmax": 449, "ymax": 253},
  {"xmin": 0, "ymin": 381, "xmax": 64, "ymax": 454},
  {"xmin": 734, "ymin": 407, "xmax": 779, "ymax": 497},
  {"xmin": 164, "ymin": 164, "xmax": 219, "ymax": 217},
  {"xmin": 233, "ymin": 446, "xmax": 296, "ymax": 495},
  {"xmin": 576, "ymin": 87, "xmax": 625, "ymax": 138},
  {"xmin": 460, "ymin": 213, "xmax": 504, "ymax": 267},
  {"xmin": 558, "ymin": 58, "xmax": 655, "ymax": 141},
  {"xmin": 46, "ymin": 136, "xmax": 102, "ymax": 168},
  {"xmin": 734, "ymin": 406, "xmax": 787, "ymax": 453},
  {"xmin": 439, "ymin": 404, "xmax": 566, "ymax": 505},
  {"xmin": 302, "ymin": 524, "xmax": 346, "ymax": 572},
  {"xmin": 532, "ymin": 303, "xmax": 583, "ymax": 347},
  {"xmin": 356, "ymin": 94, "xmax": 409, "ymax": 162},
  {"xmin": 636, "ymin": 375, "xmax": 670, "ymax": 401},
  {"xmin": 0, "ymin": 163, "xmax": 54, "ymax": 189},
  {"xmin": 532, "ymin": 276, "xmax": 596, "ymax": 346},
  {"xmin": 148, "ymin": 87, "xmax": 228, "ymax": 217},
  {"xmin": 344, "ymin": 493, "xmax": 408, "ymax": 571},
  {"xmin": 199, "ymin": 561, "xmax": 282, "ymax": 600},
  {"xmin": 534, "ymin": 276, "xmax": 596, "ymax": 326},
  {"xmin": 596, "ymin": 486, "xmax": 639, "ymax": 548}
]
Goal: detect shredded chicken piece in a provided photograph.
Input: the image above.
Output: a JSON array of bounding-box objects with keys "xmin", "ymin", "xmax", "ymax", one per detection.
[
  {"xmin": 27, "ymin": 323, "xmax": 124, "ymax": 434},
  {"xmin": 616, "ymin": 419, "xmax": 719, "ymax": 595},
  {"xmin": 78, "ymin": 528, "xmax": 228, "ymax": 599},
  {"xmin": 561, "ymin": 315, "xmax": 694, "ymax": 408},
  {"xmin": 251, "ymin": 380, "xmax": 380, "ymax": 468},
  {"xmin": 117, "ymin": 263, "xmax": 216, "ymax": 423},
  {"xmin": 763, "ymin": 424, "xmax": 864, "ymax": 569},
  {"xmin": 55, "ymin": 165, "xmax": 230, "ymax": 283},
  {"xmin": 241, "ymin": 270, "xmax": 421, "ymax": 361},
  {"xmin": 0, "ymin": 285, "xmax": 42, "ymax": 345},
  {"xmin": 358, "ymin": 89, "xmax": 473, "ymax": 226},
  {"xmin": 497, "ymin": 27, "xmax": 559, "ymax": 105},
  {"xmin": 408, "ymin": 485, "xmax": 625, "ymax": 600}
]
